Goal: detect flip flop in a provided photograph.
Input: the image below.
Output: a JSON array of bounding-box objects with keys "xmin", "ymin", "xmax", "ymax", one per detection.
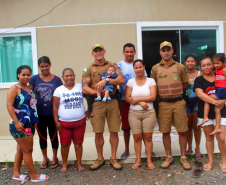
[
  {"xmin": 120, "ymin": 152, "xmax": 129, "ymax": 160},
  {"xmin": 186, "ymin": 150, "xmax": 193, "ymax": 156},
  {"xmin": 203, "ymin": 164, "xmax": 212, "ymax": 172},
  {"xmin": 195, "ymin": 153, "xmax": 202, "ymax": 160},
  {"xmin": 132, "ymin": 163, "xmax": 142, "ymax": 169},
  {"xmin": 31, "ymin": 174, "xmax": 49, "ymax": 182},
  {"xmin": 148, "ymin": 163, "xmax": 155, "ymax": 170},
  {"xmin": 193, "ymin": 168, "xmax": 202, "ymax": 178},
  {"xmin": 219, "ymin": 164, "xmax": 226, "ymax": 173},
  {"xmin": 12, "ymin": 174, "xmax": 29, "ymax": 181},
  {"xmin": 76, "ymin": 165, "xmax": 85, "ymax": 172},
  {"xmin": 51, "ymin": 158, "xmax": 59, "ymax": 169},
  {"xmin": 40, "ymin": 158, "xmax": 50, "ymax": 169}
]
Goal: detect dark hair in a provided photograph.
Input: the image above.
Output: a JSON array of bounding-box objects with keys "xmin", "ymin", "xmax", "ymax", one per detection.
[
  {"xmin": 133, "ymin": 59, "xmax": 145, "ymax": 67},
  {"xmin": 200, "ymin": 56, "xmax": 212, "ymax": 67},
  {"xmin": 123, "ymin": 43, "xmax": 135, "ymax": 51},
  {"xmin": 107, "ymin": 65, "xmax": 116, "ymax": 71},
  {"xmin": 16, "ymin": 65, "xmax": 32, "ymax": 80},
  {"xmin": 38, "ymin": 56, "xmax": 51, "ymax": 66},
  {"xmin": 62, "ymin": 68, "xmax": 74, "ymax": 76},
  {"xmin": 184, "ymin": 54, "xmax": 197, "ymax": 62},
  {"xmin": 212, "ymin": 53, "xmax": 226, "ymax": 63}
]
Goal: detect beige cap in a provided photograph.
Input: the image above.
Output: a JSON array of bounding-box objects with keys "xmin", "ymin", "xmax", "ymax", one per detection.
[
  {"xmin": 92, "ymin": 43, "xmax": 105, "ymax": 51},
  {"xmin": 160, "ymin": 41, "xmax": 172, "ymax": 50}
]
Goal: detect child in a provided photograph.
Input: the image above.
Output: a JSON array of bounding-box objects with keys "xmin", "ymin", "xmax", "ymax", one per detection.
[
  {"xmin": 95, "ymin": 65, "xmax": 118, "ymax": 102},
  {"xmin": 200, "ymin": 53, "xmax": 226, "ymax": 135}
]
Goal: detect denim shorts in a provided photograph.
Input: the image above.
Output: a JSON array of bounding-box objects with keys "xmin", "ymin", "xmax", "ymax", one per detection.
[
  {"xmin": 214, "ymin": 87, "xmax": 226, "ymax": 100},
  {"xmin": 197, "ymin": 118, "xmax": 226, "ymax": 127},
  {"xmin": 186, "ymin": 97, "xmax": 198, "ymax": 114}
]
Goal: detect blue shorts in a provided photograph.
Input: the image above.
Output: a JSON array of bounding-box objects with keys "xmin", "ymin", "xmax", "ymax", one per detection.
[
  {"xmin": 103, "ymin": 84, "xmax": 114, "ymax": 94},
  {"xmin": 186, "ymin": 97, "xmax": 198, "ymax": 114},
  {"xmin": 214, "ymin": 87, "xmax": 226, "ymax": 100},
  {"xmin": 9, "ymin": 121, "xmax": 36, "ymax": 139}
]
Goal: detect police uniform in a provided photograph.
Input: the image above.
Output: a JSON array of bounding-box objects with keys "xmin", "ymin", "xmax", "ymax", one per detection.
[
  {"xmin": 82, "ymin": 60, "xmax": 121, "ymax": 133},
  {"xmin": 151, "ymin": 60, "xmax": 189, "ymax": 133}
]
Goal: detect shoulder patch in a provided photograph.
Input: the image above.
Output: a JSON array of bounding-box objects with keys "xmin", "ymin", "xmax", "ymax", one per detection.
[
  {"xmin": 113, "ymin": 63, "xmax": 120, "ymax": 68},
  {"xmin": 183, "ymin": 65, "xmax": 188, "ymax": 73},
  {"xmin": 83, "ymin": 68, "xmax": 88, "ymax": 72}
]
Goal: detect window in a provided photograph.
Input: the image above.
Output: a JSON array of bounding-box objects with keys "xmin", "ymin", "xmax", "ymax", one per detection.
[{"xmin": 0, "ymin": 28, "xmax": 37, "ymax": 88}]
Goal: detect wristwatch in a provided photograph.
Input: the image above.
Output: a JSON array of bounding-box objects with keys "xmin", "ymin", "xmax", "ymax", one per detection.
[{"xmin": 105, "ymin": 78, "xmax": 109, "ymax": 84}]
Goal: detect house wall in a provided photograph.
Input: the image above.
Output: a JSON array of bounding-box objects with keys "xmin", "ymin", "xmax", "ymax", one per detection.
[{"xmin": 0, "ymin": 0, "xmax": 226, "ymax": 136}]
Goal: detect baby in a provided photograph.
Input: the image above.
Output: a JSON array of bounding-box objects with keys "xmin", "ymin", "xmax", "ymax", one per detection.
[{"xmin": 95, "ymin": 65, "xmax": 118, "ymax": 102}]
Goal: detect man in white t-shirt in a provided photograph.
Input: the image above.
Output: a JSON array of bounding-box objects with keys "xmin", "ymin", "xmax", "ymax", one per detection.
[{"xmin": 117, "ymin": 43, "xmax": 151, "ymax": 160}]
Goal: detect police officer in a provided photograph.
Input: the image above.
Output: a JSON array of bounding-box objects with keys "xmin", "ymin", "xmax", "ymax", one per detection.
[
  {"xmin": 151, "ymin": 41, "xmax": 191, "ymax": 170},
  {"xmin": 82, "ymin": 43, "xmax": 124, "ymax": 171}
]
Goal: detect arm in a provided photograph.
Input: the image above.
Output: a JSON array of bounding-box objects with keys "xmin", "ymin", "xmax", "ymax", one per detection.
[
  {"xmin": 223, "ymin": 68, "xmax": 226, "ymax": 76},
  {"xmin": 7, "ymin": 86, "xmax": 25, "ymax": 133},
  {"xmin": 109, "ymin": 73, "xmax": 118, "ymax": 79},
  {"xmin": 125, "ymin": 86, "xmax": 133, "ymax": 103},
  {"xmin": 183, "ymin": 82, "xmax": 189, "ymax": 90},
  {"xmin": 52, "ymin": 96, "xmax": 62, "ymax": 132},
  {"xmin": 82, "ymin": 78, "xmax": 97, "ymax": 96},
  {"xmin": 195, "ymin": 88, "xmax": 218, "ymax": 105}
]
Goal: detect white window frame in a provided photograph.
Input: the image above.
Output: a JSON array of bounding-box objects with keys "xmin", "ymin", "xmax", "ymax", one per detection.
[
  {"xmin": 136, "ymin": 21, "xmax": 224, "ymax": 61},
  {"xmin": 0, "ymin": 27, "xmax": 37, "ymax": 89}
]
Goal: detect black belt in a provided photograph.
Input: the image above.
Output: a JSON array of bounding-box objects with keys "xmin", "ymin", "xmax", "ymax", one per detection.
[{"xmin": 159, "ymin": 95, "xmax": 183, "ymax": 103}]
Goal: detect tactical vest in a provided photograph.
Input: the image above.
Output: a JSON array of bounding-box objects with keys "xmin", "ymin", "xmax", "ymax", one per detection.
[{"xmin": 156, "ymin": 62, "xmax": 183, "ymax": 98}]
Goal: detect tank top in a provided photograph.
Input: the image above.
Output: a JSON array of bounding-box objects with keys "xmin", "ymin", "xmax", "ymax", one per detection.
[
  {"xmin": 186, "ymin": 71, "xmax": 201, "ymax": 99},
  {"xmin": 11, "ymin": 85, "xmax": 39, "ymax": 127},
  {"xmin": 215, "ymin": 66, "xmax": 226, "ymax": 88}
]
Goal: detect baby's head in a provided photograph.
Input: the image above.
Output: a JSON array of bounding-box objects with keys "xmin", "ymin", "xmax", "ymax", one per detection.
[{"xmin": 107, "ymin": 65, "xmax": 116, "ymax": 75}]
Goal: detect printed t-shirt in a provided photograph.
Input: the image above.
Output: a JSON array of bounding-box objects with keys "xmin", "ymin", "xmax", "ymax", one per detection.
[
  {"xmin": 53, "ymin": 83, "xmax": 85, "ymax": 121},
  {"xmin": 215, "ymin": 66, "xmax": 226, "ymax": 88},
  {"xmin": 194, "ymin": 76, "xmax": 226, "ymax": 119},
  {"xmin": 126, "ymin": 77, "xmax": 156, "ymax": 110},
  {"xmin": 117, "ymin": 60, "xmax": 147, "ymax": 100},
  {"xmin": 29, "ymin": 74, "xmax": 63, "ymax": 116}
]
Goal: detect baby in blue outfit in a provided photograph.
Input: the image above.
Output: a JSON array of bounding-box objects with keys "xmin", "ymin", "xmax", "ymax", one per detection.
[{"xmin": 95, "ymin": 65, "xmax": 118, "ymax": 102}]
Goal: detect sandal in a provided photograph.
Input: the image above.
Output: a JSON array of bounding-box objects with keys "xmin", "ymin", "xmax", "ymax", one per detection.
[
  {"xmin": 31, "ymin": 174, "xmax": 49, "ymax": 182},
  {"xmin": 186, "ymin": 150, "xmax": 193, "ymax": 156},
  {"xmin": 40, "ymin": 159, "xmax": 50, "ymax": 169},
  {"xmin": 195, "ymin": 153, "xmax": 202, "ymax": 160},
  {"xmin": 219, "ymin": 164, "xmax": 226, "ymax": 173},
  {"xmin": 12, "ymin": 174, "xmax": 29, "ymax": 181},
  {"xmin": 121, "ymin": 152, "xmax": 129, "ymax": 160},
  {"xmin": 132, "ymin": 163, "xmax": 142, "ymax": 169},
  {"xmin": 51, "ymin": 158, "xmax": 59, "ymax": 169},
  {"xmin": 148, "ymin": 163, "xmax": 155, "ymax": 170},
  {"xmin": 203, "ymin": 164, "xmax": 212, "ymax": 172}
]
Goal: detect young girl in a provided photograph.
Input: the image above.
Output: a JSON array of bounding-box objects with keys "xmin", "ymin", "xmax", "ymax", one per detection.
[
  {"xmin": 95, "ymin": 65, "xmax": 118, "ymax": 102},
  {"xmin": 200, "ymin": 53, "xmax": 226, "ymax": 135}
]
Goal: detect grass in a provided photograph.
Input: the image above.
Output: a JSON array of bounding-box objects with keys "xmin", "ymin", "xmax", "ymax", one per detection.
[
  {"xmin": 1, "ymin": 154, "xmax": 13, "ymax": 167},
  {"xmin": 155, "ymin": 161, "xmax": 162, "ymax": 167}
]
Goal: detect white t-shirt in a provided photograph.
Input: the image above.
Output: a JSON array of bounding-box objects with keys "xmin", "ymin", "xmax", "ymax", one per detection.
[
  {"xmin": 126, "ymin": 77, "xmax": 156, "ymax": 110},
  {"xmin": 117, "ymin": 60, "xmax": 147, "ymax": 100},
  {"xmin": 53, "ymin": 83, "xmax": 85, "ymax": 121}
]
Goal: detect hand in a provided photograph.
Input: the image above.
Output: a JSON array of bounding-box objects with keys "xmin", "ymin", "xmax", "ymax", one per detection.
[
  {"xmin": 129, "ymin": 97, "xmax": 140, "ymax": 105},
  {"xmin": 138, "ymin": 102, "xmax": 149, "ymax": 110},
  {"xmin": 15, "ymin": 122, "xmax": 25, "ymax": 134},
  {"xmin": 85, "ymin": 110, "xmax": 91, "ymax": 121},
  {"xmin": 95, "ymin": 79, "xmax": 107, "ymax": 92},
  {"xmin": 119, "ymin": 102, "xmax": 124, "ymax": 111},
  {"xmin": 107, "ymin": 75, "xmax": 110, "ymax": 78},
  {"xmin": 214, "ymin": 100, "xmax": 225, "ymax": 109},
  {"xmin": 56, "ymin": 121, "xmax": 62, "ymax": 132},
  {"xmin": 101, "ymin": 77, "xmax": 105, "ymax": 80}
]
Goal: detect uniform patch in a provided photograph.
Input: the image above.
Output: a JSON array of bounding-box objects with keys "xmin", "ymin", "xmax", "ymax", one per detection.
[
  {"xmin": 159, "ymin": 75, "xmax": 167, "ymax": 78},
  {"xmin": 93, "ymin": 73, "xmax": 100, "ymax": 77},
  {"xmin": 83, "ymin": 68, "xmax": 88, "ymax": 72},
  {"xmin": 174, "ymin": 75, "xmax": 178, "ymax": 80},
  {"xmin": 183, "ymin": 65, "xmax": 187, "ymax": 73},
  {"xmin": 163, "ymin": 41, "xmax": 168, "ymax": 45},
  {"xmin": 113, "ymin": 63, "xmax": 119, "ymax": 68}
]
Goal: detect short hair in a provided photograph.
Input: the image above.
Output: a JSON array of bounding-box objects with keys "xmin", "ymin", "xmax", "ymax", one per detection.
[
  {"xmin": 184, "ymin": 54, "xmax": 197, "ymax": 62},
  {"xmin": 62, "ymin": 68, "xmax": 74, "ymax": 76},
  {"xmin": 200, "ymin": 56, "xmax": 212, "ymax": 67},
  {"xmin": 212, "ymin": 53, "xmax": 225, "ymax": 63},
  {"xmin": 133, "ymin": 59, "xmax": 145, "ymax": 67},
  {"xmin": 38, "ymin": 56, "xmax": 51, "ymax": 66},
  {"xmin": 123, "ymin": 43, "xmax": 135, "ymax": 51},
  {"xmin": 107, "ymin": 65, "xmax": 116, "ymax": 71},
  {"xmin": 17, "ymin": 65, "xmax": 32, "ymax": 80}
]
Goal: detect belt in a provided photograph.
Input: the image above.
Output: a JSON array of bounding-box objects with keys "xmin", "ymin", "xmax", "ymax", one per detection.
[{"xmin": 159, "ymin": 95, "xmax": 183, "ymax": 102}]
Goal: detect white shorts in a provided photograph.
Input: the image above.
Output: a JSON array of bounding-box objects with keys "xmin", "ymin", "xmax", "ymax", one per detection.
[{"xmin": 198, "ymin": 118, "xmax": 226, "ymax": 127}]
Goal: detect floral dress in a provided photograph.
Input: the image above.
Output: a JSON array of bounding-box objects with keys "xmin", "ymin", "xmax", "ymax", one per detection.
[{"xmin": 9, "ymin": 85, "xmax": 39, "ymax": 139}]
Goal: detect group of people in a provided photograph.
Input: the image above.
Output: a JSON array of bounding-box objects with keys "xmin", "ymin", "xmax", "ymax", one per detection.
[{"xmin": 7, "ymin": 41, "xmax": 226, "ymax": 182}]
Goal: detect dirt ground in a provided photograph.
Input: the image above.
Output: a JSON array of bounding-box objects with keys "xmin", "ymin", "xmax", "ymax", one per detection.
[{"xmin": 1, "ymin": 155, "xmax": 226, "ymax": 185}]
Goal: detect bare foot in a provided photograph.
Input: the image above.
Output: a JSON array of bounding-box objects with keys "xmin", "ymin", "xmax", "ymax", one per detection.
[
  {"xmin": 77, "ymin": 164, "xmax": 85, "ymax": 172},
  {"xmin": 60, "ymin": 164, "xmax": 67, "ymax": 173},
  {"xmin": 200, "ymin": 118, "xmax": 209, "ymax": 126},
  {"xmin": 210, "ymin": 128, "xmax": 221, "ymax": 135}
]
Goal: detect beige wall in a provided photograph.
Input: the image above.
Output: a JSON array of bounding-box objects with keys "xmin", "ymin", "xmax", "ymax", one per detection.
[{"xmin": 0, "ymin": 0, "xmax": 226, "ymax": 29}]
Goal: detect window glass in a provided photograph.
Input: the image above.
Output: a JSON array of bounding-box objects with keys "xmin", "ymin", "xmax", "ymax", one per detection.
[
  {"xmin": 0, "ymin": 35, "xmax": 32, "ymax": 83},
  {"xmin": 180, "ymin": 30, "xmax": 217, "ymax": 69}
]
